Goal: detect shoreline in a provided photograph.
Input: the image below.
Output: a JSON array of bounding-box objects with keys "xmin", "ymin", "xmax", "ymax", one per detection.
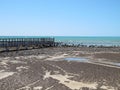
[{"xmin": 0, "ymin": 40, "xmax": 120, "ymax": 52}]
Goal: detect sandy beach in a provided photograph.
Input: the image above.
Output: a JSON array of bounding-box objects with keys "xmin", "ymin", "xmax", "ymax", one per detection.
[{"xmin": 0, "ymin": 47, "xmax": 120, "ymax": 90}]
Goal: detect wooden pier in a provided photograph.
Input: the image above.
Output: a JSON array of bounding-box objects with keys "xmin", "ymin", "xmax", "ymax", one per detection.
[{"xmin": 0, "ymin": 37, "xmax": 55, "ymax": 52}]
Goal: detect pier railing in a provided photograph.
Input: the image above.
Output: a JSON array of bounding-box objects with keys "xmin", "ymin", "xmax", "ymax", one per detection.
[{"xmin": 0, "ymin": 38, "xmax": 55, "ymax": 51}]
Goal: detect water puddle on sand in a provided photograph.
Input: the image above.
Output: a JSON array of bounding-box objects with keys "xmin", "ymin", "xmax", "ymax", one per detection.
[
  {"xmin": 64, "ymin": 57, "xmax": 120, "ymax": 67},
  {"xmin": 64, "ymin": 57, "xmax": 89, "ymax": 62},
  {"xmin": 112, "ymin": 63, "xmax": 120, "ymax": 66}
]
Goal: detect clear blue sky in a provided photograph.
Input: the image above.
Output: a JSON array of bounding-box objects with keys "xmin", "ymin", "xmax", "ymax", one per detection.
[{"xmin": 0, "ymin": 0, "xmax": 120, "ymax": 36}]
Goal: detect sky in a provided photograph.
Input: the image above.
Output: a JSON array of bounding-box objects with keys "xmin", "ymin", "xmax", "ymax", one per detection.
[{"xmin": 0, "ymin": 0, "xmax": 120, "ymax": 36}]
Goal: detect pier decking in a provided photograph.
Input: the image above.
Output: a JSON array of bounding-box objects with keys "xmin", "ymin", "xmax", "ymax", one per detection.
[{"xmin": 0, "ymin": 38, "xmax": 55, "ymax": 52}]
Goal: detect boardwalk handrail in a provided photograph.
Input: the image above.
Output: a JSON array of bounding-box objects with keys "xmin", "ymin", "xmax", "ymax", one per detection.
[{"xmin": 0, "ymin": 37, "xmax": 55, "ymax": 51}]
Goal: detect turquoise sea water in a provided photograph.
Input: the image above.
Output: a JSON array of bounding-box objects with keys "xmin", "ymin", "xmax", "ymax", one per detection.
[
  {"xmin": 0, "ymin": 36, "xmax": 120, "ymax": 46},
  {"xmin": 55, "ymin": 36, "xmax": 120, "ymax": 46}
]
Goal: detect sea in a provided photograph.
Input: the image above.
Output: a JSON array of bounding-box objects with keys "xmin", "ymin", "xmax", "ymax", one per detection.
[{"xmin": 0, "ymin": 36, "xmax": 120, "ymax": 46}]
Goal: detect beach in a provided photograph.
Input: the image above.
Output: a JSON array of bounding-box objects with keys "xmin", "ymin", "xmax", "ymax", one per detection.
[
  {"xmin": 0, "ymin": 47, "xmax": 120, "ymax": 90},
  {"xmin": 1, "ymin": 0, "xmax": 120, "ymax": 89}
]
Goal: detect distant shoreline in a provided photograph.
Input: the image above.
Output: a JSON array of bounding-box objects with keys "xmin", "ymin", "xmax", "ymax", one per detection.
[
  {"xmin": 0, "ymin": 36, "xmax": 120, "ymax": 46},
  {"xmin": 0, "ymin": 36, "xmax": 120, "ymax": 52}
]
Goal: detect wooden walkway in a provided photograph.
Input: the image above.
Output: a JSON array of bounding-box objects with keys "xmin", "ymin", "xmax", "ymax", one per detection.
[{"xmin": 0, "ymin": 38, "xmax": 55, "ymax": 51}]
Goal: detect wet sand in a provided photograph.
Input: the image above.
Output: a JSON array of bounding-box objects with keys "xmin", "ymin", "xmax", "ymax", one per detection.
[{"xmin": 0, "ymin": 47, "xmax": 120, "ymax": 90}]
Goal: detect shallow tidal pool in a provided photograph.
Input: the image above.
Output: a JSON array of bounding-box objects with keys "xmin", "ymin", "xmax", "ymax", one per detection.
[{"xmin": 64, "ymin": 57, "xmax": 89, "ymax": 62}]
